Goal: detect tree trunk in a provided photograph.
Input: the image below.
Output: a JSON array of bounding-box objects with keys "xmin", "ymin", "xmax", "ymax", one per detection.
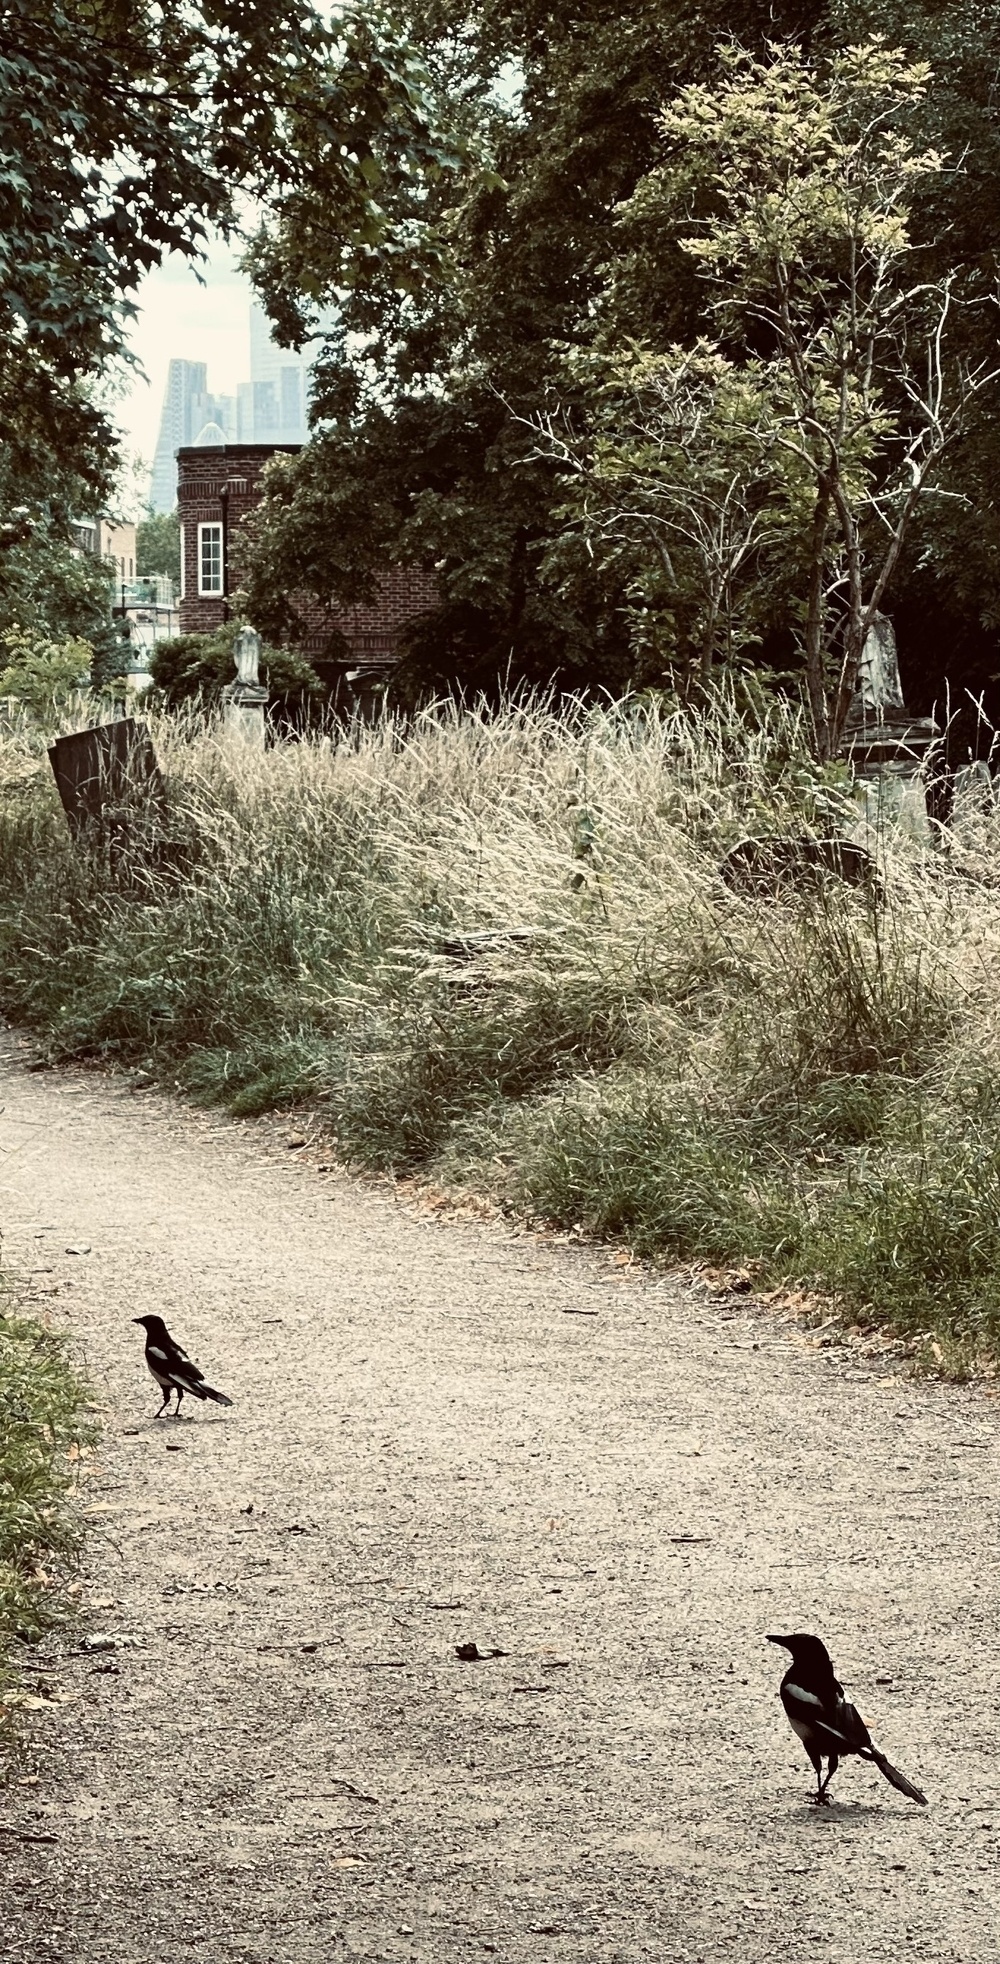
[
  {"xmin": 803, "ymin": 479, "xmax": 833, "ymax": 759},
  {"xmin": 829, "ymin": 484, "xmax": 865, "ymax": 753},
  {"xmin": 700, "ymin": 595, "xmax": 719, "ymax": 688}
]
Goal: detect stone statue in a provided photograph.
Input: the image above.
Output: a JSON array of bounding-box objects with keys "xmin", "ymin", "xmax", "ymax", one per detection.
[
  {"xmin": 234, "ymin": 625, "xmax": 261, "ymax": 689},
  {"xmin": 223, "ymin": 623, "xmax": 268, "ymax": 744},
  {"xmin": 856, "ymin": 613, "xmax": 906, "ymax": 713},
  {"xmin": 840, "ymin": 610, "xmax": 937, "ymax": 851}
]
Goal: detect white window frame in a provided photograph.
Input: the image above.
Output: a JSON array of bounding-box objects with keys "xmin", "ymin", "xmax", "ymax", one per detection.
[
  {"xmin": 197, "ymin": 522, "xmax": 224, "ymax": 597},
  {"xmin": 179, "ymin": 525, "xmax": 185, "ymax": 600}
]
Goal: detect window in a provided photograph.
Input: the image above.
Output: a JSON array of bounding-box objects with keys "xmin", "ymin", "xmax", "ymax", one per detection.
[{"xmin": 198, "ymin": 522, "xmax": 224, "ymax": 596}]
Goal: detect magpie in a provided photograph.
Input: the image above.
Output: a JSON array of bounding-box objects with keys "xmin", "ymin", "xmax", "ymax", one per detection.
[
  {"xmin": 132, "ymin": 1314, "xmax": 233, "ymax": 1418},
  {"xmin": 767, "ymin": 1632, "xmax": 927, "ymax": 1807}
]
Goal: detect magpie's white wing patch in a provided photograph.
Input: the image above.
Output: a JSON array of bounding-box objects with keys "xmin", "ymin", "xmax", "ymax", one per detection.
[
  {"xmin": 163, "ymin": 1354, "xmax": 207, "ymax": 1390},
  {"xmin": 148, "ymin": 1345, "xmax": 170, "ymax": 1364},
  {"xmin": 782, "ymin": 1681, "xmax": 869, "ymax": 1754},
  {"xmin": 785, "ymin": 1685, "xmax": 825, "ymax": 1710}
]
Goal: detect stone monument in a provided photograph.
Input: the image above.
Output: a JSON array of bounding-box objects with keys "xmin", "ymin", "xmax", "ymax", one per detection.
[
  {"xmin": 840, "ymin": 613, "xmax": 937, "ymax": 848},
  {"xmin": 223, "ymin": 625, "xmax": 268, "ymax": 745}
]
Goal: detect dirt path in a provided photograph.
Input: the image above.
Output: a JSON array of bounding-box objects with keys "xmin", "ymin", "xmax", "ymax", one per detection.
[{"xmin": 0, "ymin": 1033, "xmax": 998, "ymax": 1963}]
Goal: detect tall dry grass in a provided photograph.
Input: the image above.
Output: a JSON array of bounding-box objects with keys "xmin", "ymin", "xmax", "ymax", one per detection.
[{"xmin": 3, "ymin": 690, "xmax": 1000, "ymax": 1368}]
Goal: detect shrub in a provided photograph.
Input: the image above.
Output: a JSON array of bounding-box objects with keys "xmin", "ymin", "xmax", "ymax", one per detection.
[
  {"xmin": 149, "ymin": 623, "xmax": 321, "ymax": 718},
  {"xmin": 0, "ymin": 626, "xmax": 93, "ymax": 725}
]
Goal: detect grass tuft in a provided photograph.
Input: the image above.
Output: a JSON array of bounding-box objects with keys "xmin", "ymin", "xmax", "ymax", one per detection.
[{"xmin": 0, "ymin": 1304, "xmax": 95, "ymax": 1735}]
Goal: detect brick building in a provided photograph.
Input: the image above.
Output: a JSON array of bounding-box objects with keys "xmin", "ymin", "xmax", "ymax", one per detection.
[{"xmin": 177, "ymin": 438, "xmax": 436, "ymax": 694}]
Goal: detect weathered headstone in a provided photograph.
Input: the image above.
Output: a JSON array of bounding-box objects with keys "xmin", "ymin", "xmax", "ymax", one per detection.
[{"xmin": 48, "ymin": 718, "xmax": 165, "ymax": 867}]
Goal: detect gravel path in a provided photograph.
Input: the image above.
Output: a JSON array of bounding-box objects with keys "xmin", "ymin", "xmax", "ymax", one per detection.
[{"xmin": 0, "ymin": 1033, "xmax": 998, "ymax": 1962}]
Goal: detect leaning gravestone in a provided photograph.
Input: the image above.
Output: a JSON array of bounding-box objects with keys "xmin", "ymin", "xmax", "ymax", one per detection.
[{"xmin": 48, "ymin": 717, "xmax": 166, "ymax": 873}]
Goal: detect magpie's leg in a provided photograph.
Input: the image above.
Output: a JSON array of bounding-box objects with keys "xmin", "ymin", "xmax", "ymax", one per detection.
[
  {"xmin": 154, "ymin": 1387, "xmax": 171, "ymax": 1418},
  {"xmin": 806, "ymin": 1747, "xmax": 830, "ymax": 1806},
  {"xmin": 174, "ymin": 1387, "xmax": 184, "ymax": 1418},
  {"xmin": 817, "ymin": 1756, "xmax": 839, "ymax": 1802}
]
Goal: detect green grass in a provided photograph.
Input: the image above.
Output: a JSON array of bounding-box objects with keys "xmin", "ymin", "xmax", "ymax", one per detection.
[
  {"xmin": 2, "ymin": 689, "xmax": 1000, "ymax": 1372},
  {"xmin": 0, "ymin": 1303, "xmax": 95, "ymax": 1733}
]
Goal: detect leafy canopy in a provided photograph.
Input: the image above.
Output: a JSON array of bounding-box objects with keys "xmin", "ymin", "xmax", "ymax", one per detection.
[
  {"xmin": 611, "ymin": 38, "xmax": 995, "ymax": 753},
  {"xmin": 238, "ymin": 1, "xmax": 1000, "ymax": 722},
  {"xmin": 1, "ymin": 0, "xmax": 459, "ymax": 510},
  {"xmin": 136, "ymin": 511, "xmax": 182, "ymax": 589},
  {"xmin": 0, "ymin": 626, "xmax": 93, "ymax": 724}
]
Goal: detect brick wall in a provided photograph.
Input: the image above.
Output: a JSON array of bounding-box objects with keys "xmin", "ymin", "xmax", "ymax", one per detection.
[{"xmin": 176, "ymin": 443, "xmax": 436, "ymax": 672}]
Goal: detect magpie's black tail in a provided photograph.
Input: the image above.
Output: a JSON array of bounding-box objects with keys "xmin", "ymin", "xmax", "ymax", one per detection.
[
  {"xmin": 868, "ymin": 1749, "xmax": 927, "ymax": 1806},
  {"xmin": 194, "ymin": 1383, "xmax": 233, "ymax": 1407}
]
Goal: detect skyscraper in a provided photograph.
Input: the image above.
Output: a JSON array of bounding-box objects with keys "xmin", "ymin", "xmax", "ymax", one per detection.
[
  {"xmin": 149, "ymin": 361, "xmax": 206, "ymax": 512},
  {"xmin": 237, "ymin": 382, "xmax": 254, "ymax": 442},
  {"xmin": 247, "ymin": 302, "xmax": 312, "ymax": 443},
  {"xmin": 148, "ymin": 304, "xmax": 332, "ymax": 508},
  {"xmin": 149, "ymin": 360, "xmax": 238, "ymax": 511}
]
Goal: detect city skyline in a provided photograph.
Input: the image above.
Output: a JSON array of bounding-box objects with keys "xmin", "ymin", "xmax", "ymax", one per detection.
[
  {"xmin": 116, "ymin": 238, "xmax": 251, "ymax": 479},
  {"xmin": 148, "ymin": 302, "xmax": 322, "ymax": 511}
]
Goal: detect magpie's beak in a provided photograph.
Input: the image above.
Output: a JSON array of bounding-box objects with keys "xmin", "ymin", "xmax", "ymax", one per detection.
[
  {"xmin": 131, "ymin": 1317, "xmax": 145, "ymax": 1326},
  {"xmin": 766, "ymin": 1634, "xmax": 790, "ymax": 1649}
]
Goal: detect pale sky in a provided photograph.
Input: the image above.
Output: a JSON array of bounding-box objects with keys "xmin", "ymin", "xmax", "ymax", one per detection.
[{"xmin": 114, "ymin": 235, "xmax": 254, "ymax": 475}]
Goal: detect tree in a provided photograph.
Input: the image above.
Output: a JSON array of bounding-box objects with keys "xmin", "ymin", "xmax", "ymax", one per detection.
[
  {"xmin": 0, "ymin": 626, "xmax": 92, "ymax": 726},
  {"xmin": 0, "ymin": 466, "xmax": 127, "ymax": 676},
  {"xmin": 137, "ymin": 511, "xmax": 182, "ymax": 589},
  {"xmin": 239, "ymin": 2, "xmax": 1000, "ymax": 717},
  {"xmin": 529, "ymin": 342, "xmax": 796, "ymax": 696},
  {"xmin": 609, "ymin": 39, "xmax": 998, "ymax": 755},
  {"xmin": 1, "ymin": 1, "xmax": 460, "ymax": 665},
  {"xmin": 1, "ymin": 0, "xmax": 457, "ymax": 515},
  {"xmin": 241, "ymin": 0, "xmax": 829, "ymax": 696}
]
